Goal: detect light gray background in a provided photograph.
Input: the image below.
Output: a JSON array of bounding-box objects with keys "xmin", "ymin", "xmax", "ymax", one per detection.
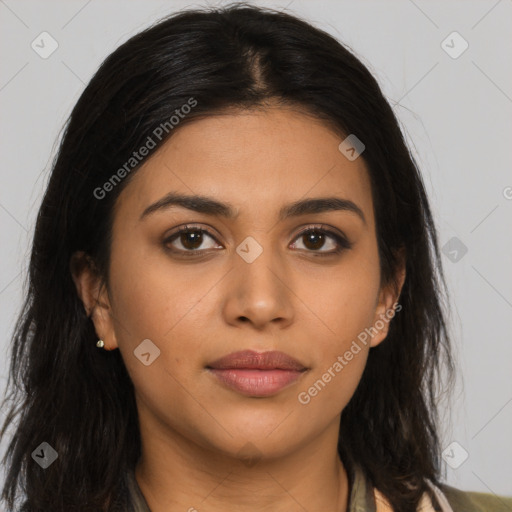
[{"xmin": 1, "ymin": 0, "xmax": 511, "ymax": 498}]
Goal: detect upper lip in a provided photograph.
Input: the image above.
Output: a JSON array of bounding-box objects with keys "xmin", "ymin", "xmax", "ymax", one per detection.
[{"xmin": 206, "ymin": 350, "xmax": 307, "ymax": 371}]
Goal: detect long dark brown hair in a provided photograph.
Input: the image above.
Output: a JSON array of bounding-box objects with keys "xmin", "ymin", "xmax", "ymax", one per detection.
[{"xmin": 1, "ymin": 3, "xmax": 454, "ymax": 511}]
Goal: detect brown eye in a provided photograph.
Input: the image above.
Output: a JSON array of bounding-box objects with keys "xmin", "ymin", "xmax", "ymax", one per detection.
[
  {"xmin": 291, "ymin": 226, "xmax": 352, "ymax": 256},
  {"xmin": 163, "ymin": 225, "xmax": 220, "ymax": 254},
  {"xmin": 301, "ymin": 230, "xmax": 327, "ymax": 250},
  {"xmin": 178, "ymin": 229, "xmax": 203, "ymax": 250}
]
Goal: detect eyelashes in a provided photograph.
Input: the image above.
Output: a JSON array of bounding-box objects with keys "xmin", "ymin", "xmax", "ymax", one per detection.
[{"xmin": 163, "ymin": 224, "xmax": 353, "ymax": 258}]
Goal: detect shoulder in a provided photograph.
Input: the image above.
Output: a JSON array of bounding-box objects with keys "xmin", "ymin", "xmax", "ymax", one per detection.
[{"xmin": 439, "ymin": 483, "xmax": 512, "ymax": 512}]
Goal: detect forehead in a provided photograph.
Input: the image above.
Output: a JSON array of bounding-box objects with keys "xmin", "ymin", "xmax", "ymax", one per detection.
[{"xmin": 115, "ymin": 108, "xmax": 374, "ymax": 226}]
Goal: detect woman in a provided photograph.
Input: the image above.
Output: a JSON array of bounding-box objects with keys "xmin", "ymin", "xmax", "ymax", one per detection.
[{"xmin": 1, "ymin": 3, "xmax": 510, "ymax": 511}]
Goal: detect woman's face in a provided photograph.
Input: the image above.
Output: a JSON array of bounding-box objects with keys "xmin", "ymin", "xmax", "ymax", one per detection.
[{"xmin": 79, "ymin": 107, "xmax": 403, "ymax": 461}]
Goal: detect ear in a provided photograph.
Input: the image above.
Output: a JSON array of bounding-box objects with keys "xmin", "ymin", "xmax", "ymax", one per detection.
[
  {"xmin": 369, "ymin": 247, "xmax": 406, "ymax": 348},
  {"xmin": 70, "ymin": 251, "xmax": 119, "ymax": 351}
]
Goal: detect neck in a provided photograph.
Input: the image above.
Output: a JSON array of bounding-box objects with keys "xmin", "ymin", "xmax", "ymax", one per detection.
[{"xmin": 134, "ymin": 416, "xmax": 349, "ymax": 512}]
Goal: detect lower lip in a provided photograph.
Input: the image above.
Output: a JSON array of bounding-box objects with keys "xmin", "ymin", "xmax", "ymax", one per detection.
[{"xmin": 208, "ymin": 368, "xmax": 305, "ymax": 397}]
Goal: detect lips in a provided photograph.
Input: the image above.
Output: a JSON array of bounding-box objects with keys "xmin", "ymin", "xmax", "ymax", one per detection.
[
  {"xmin": 206, "ymin": 350, "xmax": 308, "ymax": 397},
  {"xmin": 207, "ymin": 350, "xmax": 307, "ymax": 371}
]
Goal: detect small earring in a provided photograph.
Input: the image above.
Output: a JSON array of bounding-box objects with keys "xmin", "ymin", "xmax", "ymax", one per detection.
[{"xmin": 96, "ymin": 339, "xmax": 105, "ymax": 348}]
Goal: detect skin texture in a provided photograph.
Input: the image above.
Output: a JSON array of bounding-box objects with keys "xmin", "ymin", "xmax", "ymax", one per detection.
[{"xmin": 72, "ymin": 107, "xmax": 406, "ymax": 512}]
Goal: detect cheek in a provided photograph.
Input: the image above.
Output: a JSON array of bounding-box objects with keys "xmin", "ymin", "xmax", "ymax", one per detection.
[
  {"xmin": 108, "ymin": 239, "xmax": 210, "ymax": 340},
  {"xmin": 293, "ymin": 243, "xmax": 381, "ymax": 413},
  {"xmin": 306, "ymin": 248, "xmax": 381, "ymax": 350},
  {"xmin": 294, "ymin": 283, "xmax": 375, "ymax": 425},
  {"xmin": 107, "ymin": 240, "xmax": 218, "ymax": 394},
  {"xmin": 107, "ymin": 246, "xmax": 213, "ymax": 434}
]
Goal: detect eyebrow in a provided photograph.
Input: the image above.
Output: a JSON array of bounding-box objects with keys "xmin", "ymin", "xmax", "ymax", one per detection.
[{"xmin": 139, "ymin": 192, "xmax": 366, "ymax": 225}]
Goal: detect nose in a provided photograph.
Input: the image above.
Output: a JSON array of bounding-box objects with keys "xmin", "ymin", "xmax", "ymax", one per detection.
[{"xmin": 222, "ymin": 240, "xmax": 295, "ymax": 331}]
